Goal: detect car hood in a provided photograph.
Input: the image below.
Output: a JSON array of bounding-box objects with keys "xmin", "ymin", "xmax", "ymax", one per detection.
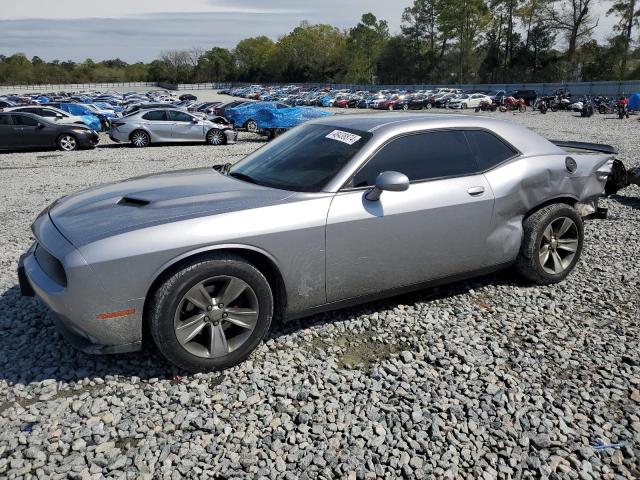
[{"xmin": 48, "ymin": 168, "xmax": 295, "ymax": 246}]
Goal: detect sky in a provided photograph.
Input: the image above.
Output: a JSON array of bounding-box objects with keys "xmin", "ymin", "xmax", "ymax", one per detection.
[{"xmin": 1, "ymin": 0, "xmax": 616, "ymax": 63}]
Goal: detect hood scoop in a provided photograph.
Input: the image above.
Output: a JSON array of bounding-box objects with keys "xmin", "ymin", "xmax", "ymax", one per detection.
[{"xmin": 118, "ymin": 196, "xmax": 150, "ymax": 207}]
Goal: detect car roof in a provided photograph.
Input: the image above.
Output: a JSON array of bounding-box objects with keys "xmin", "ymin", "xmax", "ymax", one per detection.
[{"xmin": 309, "ymin": 113, "xmax": 562, "ymax": 156}]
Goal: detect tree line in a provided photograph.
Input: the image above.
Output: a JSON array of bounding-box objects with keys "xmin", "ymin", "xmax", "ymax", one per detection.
[{"xmin": 1, "ymin": 0, "xmax": 639, "ymax": 86}]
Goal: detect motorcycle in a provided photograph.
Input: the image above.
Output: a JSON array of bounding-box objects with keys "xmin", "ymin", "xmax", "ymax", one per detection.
[
  {"xmin": 549, "ymin": 94, "xmax": 572, "ymax": 112},
  {"xmin": 499, "ymin": 96, "xmax": 526, "ymax": 113},
  {"xmin": 617, "ymin": 102, "xmax": 629, "ymax": 119},
  {"xmin": 595, "ymin": 96, "xmax": 616, "ymax": 114},
  {"xmin": 533, "ymin": 97, "xmax": 548, "ymax": 114},
  {"xmin": 580, "ymin": 96, "xmax": 594, "ymax": 117},
  {"xmin": 475, "ymin": 98, "xmax": 499, "ymax": 112}
]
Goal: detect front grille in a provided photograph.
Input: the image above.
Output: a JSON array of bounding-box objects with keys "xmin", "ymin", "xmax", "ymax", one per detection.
[{"xmin": 34, "ymin": 244, "xmax": 67, "ymax": 287}]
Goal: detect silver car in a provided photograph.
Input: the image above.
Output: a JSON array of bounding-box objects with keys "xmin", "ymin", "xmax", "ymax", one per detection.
[
  {"xmin": 19, "ymin": 114, "xmax": 623, "ymax": 371},
  {"xmin": 109, "ymin": 108, "xmax": 237, "ymax": 147}
]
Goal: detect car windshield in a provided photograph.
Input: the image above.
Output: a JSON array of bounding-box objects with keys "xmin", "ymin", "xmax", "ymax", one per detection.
[{"xmin": 228, "ymin": 124, "xmax": 372, "ymax": 192}]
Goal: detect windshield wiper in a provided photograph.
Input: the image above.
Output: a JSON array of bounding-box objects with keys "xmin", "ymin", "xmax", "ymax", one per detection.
[{"xmin": 228, "ymin": 171, "xmax": 259, "ymax": 185}]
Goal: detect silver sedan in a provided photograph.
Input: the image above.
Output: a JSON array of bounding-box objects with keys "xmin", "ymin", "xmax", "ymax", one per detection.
[
  {"xmin": 109, "ymin": 108, "xmax": 237, "ymax": 147},
  {"xmin": 19, "ymin": 114, "xmax": 625, "ymax": 371}
]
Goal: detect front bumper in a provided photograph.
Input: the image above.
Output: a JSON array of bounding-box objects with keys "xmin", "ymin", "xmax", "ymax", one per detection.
[
  {"xmin": 18, "ymin": 214, "xmax": 143, "ymax": 355},
  {"xmin": 225, "ymin": 129, "xmax": 238, "ymax": 144},
  {"xmin": 78, "ymin": 131, "xmax": 99, "ymax": 148}
]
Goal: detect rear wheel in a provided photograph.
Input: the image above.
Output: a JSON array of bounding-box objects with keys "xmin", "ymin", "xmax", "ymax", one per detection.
[
  {"xmin": 149, "ymin": 254, "xmax": 273, "ymax": 372},
  {"xmin": 206, "ymin": 129, "xmax": 226, "ymax": 146},
  {"xmin": 130, "ymin": 130, "xmax": 150, "ymax": 148},
  {"xmin": 516, "ymin": 204, "xmax": 583, "ymax": 285},
  {"xmin": 245, "ymin": 119, "xmax": 258, "ymax": 133},
  {"xmin": 57, "ymin": 134, "xmax": 78, "ymax": 151}
]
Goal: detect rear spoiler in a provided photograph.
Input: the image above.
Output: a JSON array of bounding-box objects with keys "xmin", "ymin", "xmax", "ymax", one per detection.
[{"xmin": 550, "ymin": 140, "xmax": 618, "ymax": 155}]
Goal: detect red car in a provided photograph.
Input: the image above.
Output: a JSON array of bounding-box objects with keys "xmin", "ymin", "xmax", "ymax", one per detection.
[
  {"xmin": 380, "ymin": 96, "xmax": 401, "ymax": 110},
  {"xmin": 333, "ymin": 97, "xmax": 350, "ymax": 108}
]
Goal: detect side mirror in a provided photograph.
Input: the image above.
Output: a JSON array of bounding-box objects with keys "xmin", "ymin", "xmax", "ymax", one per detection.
[
  {"xmin": 365, "ymin": 171, "xmax": 410, "ymax": 201},
  {"xmin": 36, "ymin": 123, "xmax": 46, "ymax": 129},
  {"xmin": 56, "ymin": 114, "xmax": 63, "ymax": 119},
  {"xmin": 192, "ymin": 118, "xmax": 199, "ymax": 123}
]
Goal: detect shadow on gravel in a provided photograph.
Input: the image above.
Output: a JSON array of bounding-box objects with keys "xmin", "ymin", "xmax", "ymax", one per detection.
[
  {"xmin": 0, "ymin": 269, "xmax": 519, "ymax": 385},
  {"xmin": 612, "ymin": 194, "xmax": 640, "ymax": 210},
  {"xmin": 0, "ymin": 286, "xmax": 180, "ymax": 385},
  {"xmin": 266, "ymin": 269, "xmax": 520, "ymax": 343}
]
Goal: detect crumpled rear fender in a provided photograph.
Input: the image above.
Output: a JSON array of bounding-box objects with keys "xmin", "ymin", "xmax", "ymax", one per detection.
[{"xmin": 483, "ymin": 153, "xmax": 615, "ymax": 265}]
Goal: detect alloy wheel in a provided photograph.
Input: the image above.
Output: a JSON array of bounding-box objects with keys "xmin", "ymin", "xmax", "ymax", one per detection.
[
  {"xmin": 538, "ymin": 217, "xmax": 579, "ymax": 275},
  {"xmin": 208, "ymin": 130, "xmax": 225, "ymax": 145},
  {"xmin": 131, "ymin": 131, "xmax": 149, "ymax": 147},
  {"xmin": 246, "ymin": 120, "xmax": 258, "ymax": 133},
  {"xmin": 173, "ymin": 276, "xmax": 259, "ymax": 359},
  {"xmin": 59, "ymin": 135, "xmax": 77, "ymax": 151}
]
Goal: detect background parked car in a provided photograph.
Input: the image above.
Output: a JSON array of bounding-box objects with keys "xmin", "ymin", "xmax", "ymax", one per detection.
[
  {"xmin": 45, "ymin": 103, "xmax": 104, "ymax": 131},
  {"xmin": 109, "ymin": 109, "xmax": 237, "ymax": 147},
  {"xmin": 0, "ymin": 112, "xmax": 98, "ymax": 151},
  {"xmin": 4, "ymin": 106, "xmax": 89, "ymax": 126}
]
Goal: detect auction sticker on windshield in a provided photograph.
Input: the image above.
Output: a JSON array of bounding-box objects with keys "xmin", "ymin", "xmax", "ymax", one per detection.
[{"xmin": 326, "ymin": 130, "xmax": 362, "ymax": 145}]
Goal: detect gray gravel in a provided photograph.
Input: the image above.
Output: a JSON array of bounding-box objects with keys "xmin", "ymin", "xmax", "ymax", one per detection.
[{"xmin": 1, "ymin": 101, "xmax": 638, "ymax": 479}]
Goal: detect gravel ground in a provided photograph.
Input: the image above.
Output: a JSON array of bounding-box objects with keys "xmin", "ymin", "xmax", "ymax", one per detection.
[{"xmin": 0, "ymin": 99, "xmax": 638, "ymax": 479}]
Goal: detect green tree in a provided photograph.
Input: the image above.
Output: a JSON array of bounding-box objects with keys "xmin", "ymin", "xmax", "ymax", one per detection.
[
  {"xmin": 196, "ymin": 47, "xmax": 235, "ymax": 82},
  {"xmin": 274, "ymin": 22, "xmax": 347, "ymax": 82},
  {"xmin": 345, "ymin": 13, "xmax": 389, "ymax": 83},
  {"xmin": 234, "ymin": 36, "xmax": 276, "ymax": 81},
  {"xmin": 607, "ymin": 0, "xmax": 640, "ymax": 78}
]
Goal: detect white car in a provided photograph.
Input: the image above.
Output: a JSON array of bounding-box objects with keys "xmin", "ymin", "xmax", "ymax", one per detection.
[
  {"xmin": 84, "ymin": 103, "xmax": 118, "ymax": 117},
  {"xmin": 449, "ymin": 94, "xmax": 492, "ymax": 109},
  {"xmin": 4, "ymin": 106, "xmax": 87, "ymax": 126}
]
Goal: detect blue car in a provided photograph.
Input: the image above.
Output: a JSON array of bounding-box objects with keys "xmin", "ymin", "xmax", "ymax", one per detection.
[
  {"xmin": 225, "ymin": 102, "xmax": 331, "ymax": 132},
  {"xmin": 49, "ymin": 103, "xmax": 103, "ymax": 132},
  {"xmin": 225, "ymin": 101, "xmax": 332, "ymax": 140}
]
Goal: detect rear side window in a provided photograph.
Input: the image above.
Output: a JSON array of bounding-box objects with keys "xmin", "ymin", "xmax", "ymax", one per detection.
[
  {"xmin": 464, "ymin": 130, "xmax": 516, "ymax": 171},
  {"xmin": 351, "ymin": 130, "xmax": 477, "ymax": 187},
  {"xmin": 142, "ymin": 110, "xmax": 168, "ymax": 121},
  {"xmin": 13, "ymin": 115, "xmax": 39, "ymax": 126}
]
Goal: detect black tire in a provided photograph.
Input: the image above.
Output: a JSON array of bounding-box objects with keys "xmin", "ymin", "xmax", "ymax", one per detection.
[
  {"xmin": 206, "ymin": 128, "xmax": 226, "ymax": 146},
  {"xmin": 245, "ymin": 119, "xmax": 258, "ymax": 133},
  {"xmin": 57, "ymin": 134, "xmax": 79, "ymax": 151},
  {"xmin": 130, "ymin": 130, "xmax": 150, "ymax": 148},
  {"xmin": 515, "ymin": 204, "xmax": 584, "ymax": 285},
  {"xmin": 149, "ymin": 254, "xmax": 274, "ymax": 372}
]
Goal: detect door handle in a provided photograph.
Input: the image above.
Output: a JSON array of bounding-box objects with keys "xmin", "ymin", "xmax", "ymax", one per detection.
[{"xmin": 467, "ymin": 186, "xmax": 485, "ymax": 196}]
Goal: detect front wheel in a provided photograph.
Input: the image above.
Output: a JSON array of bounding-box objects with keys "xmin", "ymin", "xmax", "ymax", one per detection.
[
  {"xmin": 149, "ymin": 254, "xmax": 274, "ymax": 372},
  {"xmin": 206, "ymin": 129, "xmax": 226, "ymax": 146},
  {"xmin": 516, "ymin": 204, "xmax": 584, "ymax": 285},
  {"xmin": 57, "ymin": 134, "xmax": 78, "ymax": 151}
]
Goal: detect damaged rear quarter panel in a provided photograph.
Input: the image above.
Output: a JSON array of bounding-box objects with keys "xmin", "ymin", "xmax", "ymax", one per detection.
[{"xmin": 483, "ymin": 152, "xmax": 613, "ymax": 265}]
